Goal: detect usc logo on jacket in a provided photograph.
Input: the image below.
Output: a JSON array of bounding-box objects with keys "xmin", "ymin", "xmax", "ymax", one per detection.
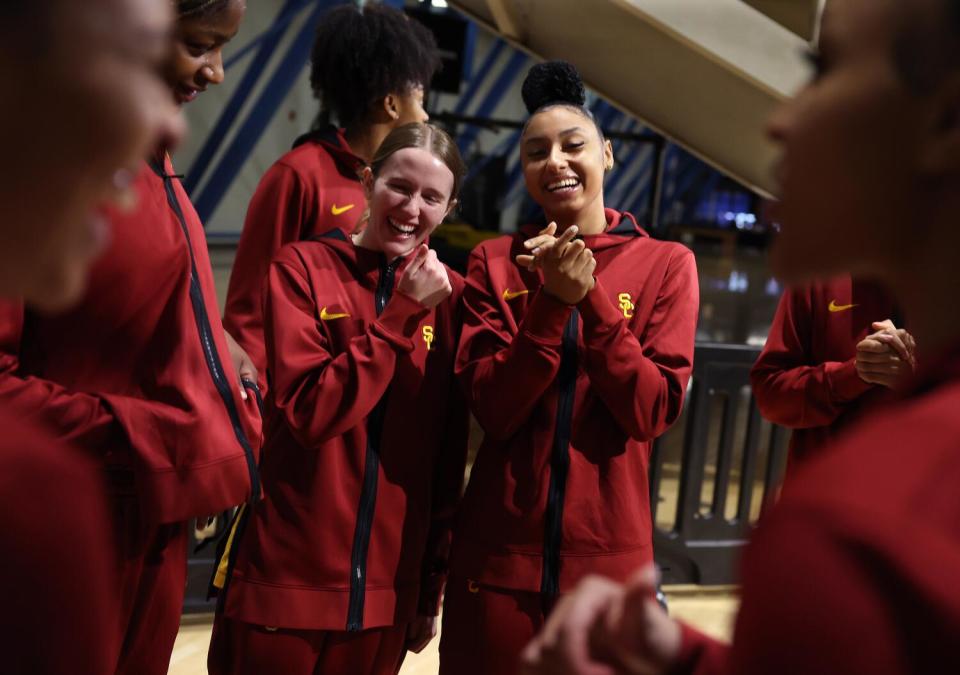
[
  {"xmin": 618, "ymin": 293, "xmax": 635, "ymax": 319},
  {"xmin": 422, "ymin": 325, "xmax": 435, "ymax": 351}
]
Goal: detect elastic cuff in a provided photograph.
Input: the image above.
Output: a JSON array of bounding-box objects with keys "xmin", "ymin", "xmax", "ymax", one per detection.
[
  {"xmin": 578, "ymin": 279, "xmax": 624, "ymax": 334},
  {"xmin": 520, "ymin": 289, "xmax": 573, "ymax": 344},
  {"xmin": 371, "ymin": 290, "xmax": 430, "ymax": 352},
  {"xmin": 826, "ymin": 358, "xmax": 874, "ymax": 403},
  {"xmin": 668, "ymin": 622, "xmax": 714, "ymax": 675}
]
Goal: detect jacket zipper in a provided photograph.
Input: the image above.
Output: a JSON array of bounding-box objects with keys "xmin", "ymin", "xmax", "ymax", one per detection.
[
  {"xmin": 152, "ymin": 158, "xmax": 261, "ymax": 502},
  {"xmin": 541, "ymin": 309, "xmax": 579, "ymax": 607},
  {"xmin": 346, "ymin": 256, "xmax": 399, "ymax": 632}
]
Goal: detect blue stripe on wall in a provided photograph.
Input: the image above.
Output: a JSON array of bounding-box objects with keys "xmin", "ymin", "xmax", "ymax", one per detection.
[
  {"xmin": 185, "ymin": 0, "xmax": 312, "ymax": 197},
  {"xmin": 193, "ymin": 0, "xmax": 336, "ymax": 222}
]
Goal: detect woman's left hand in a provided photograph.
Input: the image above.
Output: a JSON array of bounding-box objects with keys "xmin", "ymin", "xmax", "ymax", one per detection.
[
  {"xmin": 405, "ymin": 614, "xmax": 439, "ymax": 653},
  {"xmin": 225, "ymin": 331, "xmax": 258, "ymax": 400}
]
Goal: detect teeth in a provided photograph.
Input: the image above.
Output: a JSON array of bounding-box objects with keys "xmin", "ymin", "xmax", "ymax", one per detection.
[
  {"xmin": 388, "ymin": 217, "xmax": 416, "ymax": 234},
  {"xmin": 548, "ymin": 178, "xmax": 579, "ymax": 191}
]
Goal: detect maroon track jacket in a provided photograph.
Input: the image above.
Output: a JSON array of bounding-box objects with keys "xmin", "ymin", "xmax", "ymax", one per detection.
[
  {"xmin": 750, "ymin": 277, "xmax": 899, "ymax": 463},
  {"xmin": 0, "ymin": 412, "xmax": 119, "ymax": 674},
  {"xmin": 0, "ymin": 154, "xmax": 262, "ymax": 523},
  {"xmin": 223, "ymin": 231, "xmax": 469, "ymax": 631},
  {"xmin": 450, "ymin": 209, "xmax": 699, "ymax": 595},
  {"xmin": 223, "ymin": 127, "xmax": 366, "ymax": 380},
  {"xmin": 675, "ymin": 341, "xmax": 960, "ymax": 674}
]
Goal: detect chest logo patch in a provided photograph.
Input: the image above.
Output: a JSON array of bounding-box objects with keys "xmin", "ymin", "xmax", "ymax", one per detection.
[
  {"xmin": 331, "ymin": 203, "xmax": 355, "ymax": 216},
  {"xmin": 423, "ymin": 325, "xmax": 435, "ymax": 351},
  {"xmin": 503, "ymin": 288, "xmax": 529, "ymax": 301},
  {"xmin": 618, "ymin": 292, "xmax": 635, "ymax": 319},
  {"xmin": 320, "ymin": 307, "xmax": 350, "ymax": 321},
  {"xmin": 828, "ymin": 300, "xmax": 857, "ymax": 313}
]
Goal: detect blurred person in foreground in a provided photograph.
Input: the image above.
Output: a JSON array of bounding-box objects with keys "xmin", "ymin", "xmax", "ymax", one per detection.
[{"xmin": 0, "ymin": 0, "xmax": 181, "ymax": 672}]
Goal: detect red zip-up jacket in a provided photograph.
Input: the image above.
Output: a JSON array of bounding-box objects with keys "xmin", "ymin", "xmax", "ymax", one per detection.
[
  {"xmin": 224, "ymin": 231, "xmax": 469, "ymax": 631},
  {"xmin": 451, "ymin": 209, "xmax": 698, "ymax": 595},
  {"xmin": 223, "ymin": 127, "xmax": 366, "ymax": 381},
  {"xmin": 1, "ymin": 413, "xmax": 118, "ymax": 674},
  {"xmin": 0, "ymin": 154, "xmax": 262, "ymax": 523},
  {"xmin": 674, "ymin": 342, "xmax": 960, "ymax": 675},
  {"xmin": 750, "ymin": 278, "xmax": 898, "ymax": 463}
]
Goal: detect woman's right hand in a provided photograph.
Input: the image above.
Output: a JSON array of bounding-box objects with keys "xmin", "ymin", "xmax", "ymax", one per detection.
[
  {"xmin": 538, "ymin": 226, "xmax": 596, "ymax": 305},
  {"xmin": 397, "ymin": 244, "xmax": 452, "ymax": 309}
]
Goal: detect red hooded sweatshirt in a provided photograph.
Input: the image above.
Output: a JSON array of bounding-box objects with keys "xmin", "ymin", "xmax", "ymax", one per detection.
[
  {"xmin": 0, "ymin": 413, "xmax": 119, "ymax": 674},
  {"xmin": 0, "ymin": 154, "xmax": 262, "ymax": 523},
  {"xmin": 750, "ymin": 277, "xmax": 899, "ymax": 463},
  {"xmin": 223, "ymin": 230, "xmax": 469, "ymax": 632},
  {"xmin": 223, "ymin": 127, "xmax": 367, "ymax": 380},
  {"xmin": 450, "ymin": 209, "xmax": 699, "ymax": 598},
  {"xmin": 674, "ymin": 342, "xmax": 960, "ymax": 675}
]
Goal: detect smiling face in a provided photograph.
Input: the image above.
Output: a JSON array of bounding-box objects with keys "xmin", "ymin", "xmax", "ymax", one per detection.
[
  {"xmin": 167, "ymin": 0, "xmax": 245, "ymax": 104},
  {"xmin": 765, "ymin": 0, "xmax": 939, "ymax": 284},
  {"xmin": 521, "ymin": 105, "xmax": 613, "ymax": 227},
  {"xmin": 0, "ymin": 0, "xmax": 181, "ymax": 310},
  {"xmin": 359, "ymin": 147, "xmax": 455, "ymax": 260}
]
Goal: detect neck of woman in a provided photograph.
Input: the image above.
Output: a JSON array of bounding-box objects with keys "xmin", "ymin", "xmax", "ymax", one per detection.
[
  {"xmin": 344, "ymin": 123, "xmax": 392, "ymax": 165},
  {"xmin": 547, "ymin": 198, "xmax": 608, "ymax": 236}
]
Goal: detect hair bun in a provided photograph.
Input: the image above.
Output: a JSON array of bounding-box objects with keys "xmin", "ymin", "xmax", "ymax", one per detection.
[{"xmin": 521, "ymin": 61, "xmax": 586, "ymax": 114}]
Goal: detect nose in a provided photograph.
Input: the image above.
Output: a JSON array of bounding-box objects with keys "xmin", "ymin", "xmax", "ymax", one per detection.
[
  {"xmin": 398, "ymin": 194, "xmax": 421, "ymax": 220},
  {"xmin": 546, "ymin": 145, "xmax": 568, "ymax": 171},
  {"xmin": 202, "ymin": 51, "xmax": 225, "ymax": 86},
  {"xmin": 765, "ymin": 97, "xmax": 793, "ymax": 145}
]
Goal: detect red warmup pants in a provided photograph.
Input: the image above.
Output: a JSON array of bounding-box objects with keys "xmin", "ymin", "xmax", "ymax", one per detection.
[
  {"xmin": 208, "ymin": 614, "xmax": 409, "ymax": 675},
  {"xmin": 439, "ymin": 577, "xmax": 548, "ymax": 675},
  {"xmin": 112, "ymin": 495, "xmax": 189, "ymax": 675}
]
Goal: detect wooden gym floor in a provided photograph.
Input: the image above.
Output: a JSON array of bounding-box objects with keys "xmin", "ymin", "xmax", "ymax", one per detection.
[{"xmin": 168, "ymin": 586, "xmax": 737, "ymax": 674}]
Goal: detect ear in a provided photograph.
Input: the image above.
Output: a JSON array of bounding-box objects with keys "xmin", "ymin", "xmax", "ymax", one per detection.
[
  {"xmin": 444, "ymin": 198, "xmax": 458, "ymax": 220},
  {"xmin": 918, "ymin": 72, "xmax": 960, "ymax": 175},
  {"xmin": 602, "ymin": 138, "xmax": 614, "ymax": 172},
  {"xmin": 383, "ymin": 93, "xmax": 400, "ymax": 122},
  {"xmin": 360, "ymin": 166, "xmax": 374, "ymax": 197}
]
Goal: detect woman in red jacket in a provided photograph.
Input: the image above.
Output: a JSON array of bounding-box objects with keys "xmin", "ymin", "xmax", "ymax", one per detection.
[
  {"xmin": 750, "ymin": 277, "xmax": 914, "ymax": 466},
  {"xmin": 210, "ymin": 122, "xmax": 470, "ymax": 675},
  {"xmin": 0, "ymin": 1, "xmax": 179, "ymax": 672},
  {"xmin": 223, "ymin": 2, "xmax": 441, "ymax": 380},
  {"xmin": 439, "ymin": 61, "xmax": 699, "ymax": 675},
  {"xmin": 524, "ymin": 1, "xmax": 960, "ymax": 673},
  {"xmin": 0, "ymin": 3, "xmax": 258, "ymax": 674}
]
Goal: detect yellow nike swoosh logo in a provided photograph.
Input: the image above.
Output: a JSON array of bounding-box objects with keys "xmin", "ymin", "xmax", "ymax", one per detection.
[
  {"xmin": 828, "ymin": 300, "xmax": 857, "ymax": 313},
  {"xmin": 331, "ymin": 203, "xmax": 355, "ymax": 216},
  {"xmin": 320, "ymin": 307, "xmax": 350, "ymax": 321},
  {"xmin": 502, "ymin": 289, "xmax": 529, "ymax": 301}
]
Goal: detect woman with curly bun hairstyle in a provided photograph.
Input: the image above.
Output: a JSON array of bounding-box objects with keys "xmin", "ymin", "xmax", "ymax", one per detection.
[
  {"xmin": 440, "ymin": 61, "xmax": 700, "ymax": 674},
  {"xmin": 223, "ymin": 1, "xmax": 441, "ymax": 383},
  {"xmin": 0, "ymin": 2, "xmax": 256, "ymax": 674}
]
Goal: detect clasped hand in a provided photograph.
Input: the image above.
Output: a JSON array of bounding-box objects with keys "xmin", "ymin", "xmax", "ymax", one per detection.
[{"xmin": 515, "ymin": 222, "xmax": 596, "ymax": 305}]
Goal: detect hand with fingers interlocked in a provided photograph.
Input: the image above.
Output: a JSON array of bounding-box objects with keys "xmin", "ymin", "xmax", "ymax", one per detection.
[{"xmin": 515, "ymin": 222, "xmax": 596, "ymax": 305}]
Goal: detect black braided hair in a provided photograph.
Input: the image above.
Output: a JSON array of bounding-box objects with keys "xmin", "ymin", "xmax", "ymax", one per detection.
[
  {"xmin": 520, "ymin": 60, "xmax": 603, "ymax": 141},
  {"xmin": 309, "ymin": 2, "xmax": 440, "ymax": 130},
  {"xmin": 176, "ymin": 0, "xmax": 231, "ymax": 19}
]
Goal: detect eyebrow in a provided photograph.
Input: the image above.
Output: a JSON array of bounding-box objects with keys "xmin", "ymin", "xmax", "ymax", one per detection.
[{"xmin": 524, "ymin": 127, "xmax": 586, "ymax": 145}]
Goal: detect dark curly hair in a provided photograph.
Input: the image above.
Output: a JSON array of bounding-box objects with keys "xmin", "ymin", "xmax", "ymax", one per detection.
[
  {"xmin": 176, "ymin": 0, "xmax": 232, "ymax": 19},
  {"xmin": 309, "ymin": 2, "xmax": 441, "ymax": 130},
  {"xmin": 520, "ymin": 60, "xmax": 603, "ymax": 141}
]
